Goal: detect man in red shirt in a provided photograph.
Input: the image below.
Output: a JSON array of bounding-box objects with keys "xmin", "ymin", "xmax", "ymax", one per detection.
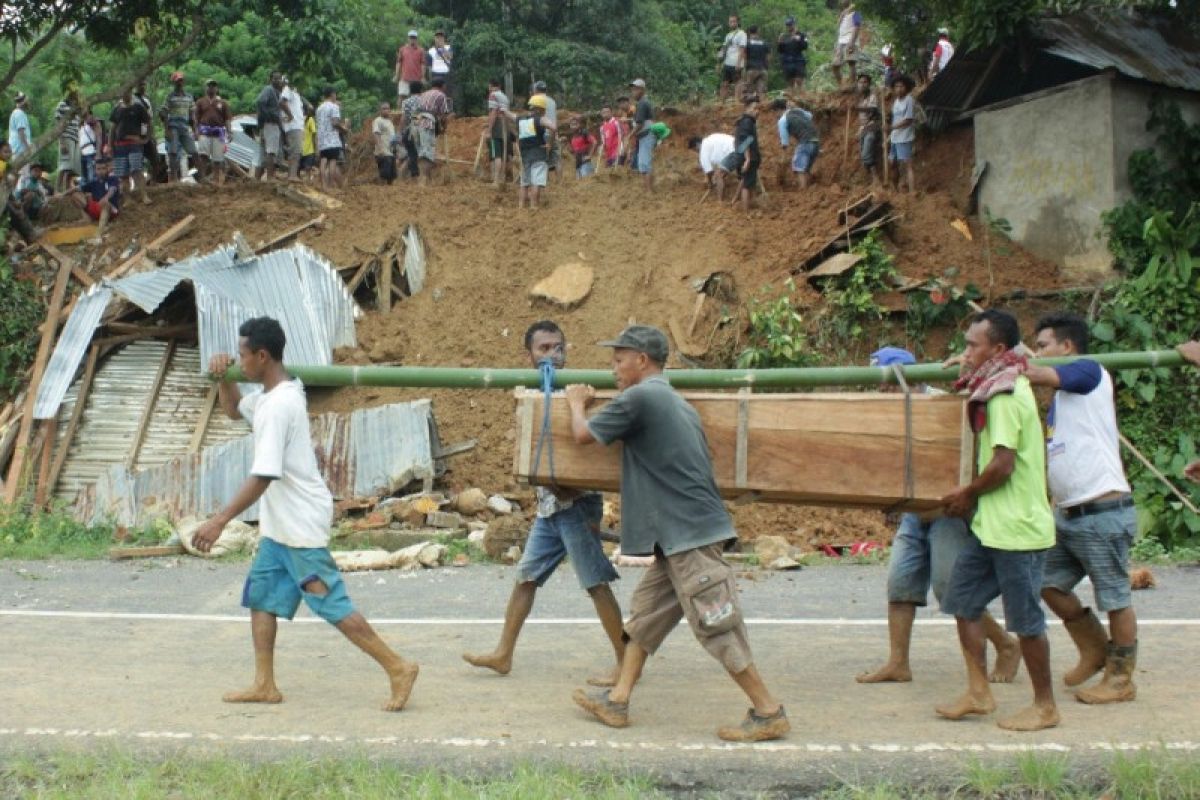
[
  {"xmin": 599, "ymin": 105, "xmax": 623, "ymax": 168},
  {"xmin": 395, "ymin": 31, "xmax": 426, "ymax": 102}
]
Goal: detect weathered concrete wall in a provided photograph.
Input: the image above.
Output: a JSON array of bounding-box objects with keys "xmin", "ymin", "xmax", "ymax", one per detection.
[
  {"xmin": 976, "ymin": 75, "xmax": 1116, "ymax": 279},
  {"xmin": 977, "ymin": 75, "xmax": 1200, "ymax": 279}
]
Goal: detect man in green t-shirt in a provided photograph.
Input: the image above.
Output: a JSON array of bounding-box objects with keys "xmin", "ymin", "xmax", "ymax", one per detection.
[
  {"xmin": 938, "ymin": 310, "xmax": 1059, "ymax": 732},
  {"xmin": 563, "ymin": 325, "xmax": 788, "ymax": 742}
]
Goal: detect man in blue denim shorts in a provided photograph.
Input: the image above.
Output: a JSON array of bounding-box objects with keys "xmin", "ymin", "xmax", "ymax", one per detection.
[
  {"xmin": 194, "ymin": 317, "xmax": 419, "ymax": 712},
  {"xmin": 463, "ymin": 321, "xmax": 625, "ymax": 684},
  {"xmin": 857, "ymin": 347, "xmax": 1020, "ymax": 685},
  {"xmin": 1026, "ymin": 312, "xmax": 1139, "ymax": 704},
  {"xmin": 629, "ymin": 79, "xmax": 655, "ymax": 191},
  {"xmin": 939, "ymin": 310, "xmax": 1059, "ymax": 731}
]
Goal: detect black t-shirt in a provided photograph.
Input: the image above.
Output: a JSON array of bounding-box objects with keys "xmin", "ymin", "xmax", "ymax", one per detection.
[
  {"xmin": 778, "ymin": 32, "xmax": 808, "ymax": 66},
  {"xmin": 745, "ymin": 37, "xmax": 769, "ymax": 70},
  {"xmin": 110, "ymin": 103, "xmax": 150, "ymax": 142},
  {"xmin": 633, "ymin": 97, "xmax": 653, "ymax": 138},
  {"xmin": 734, "ymin": 113, "xmax": 760, "ymax": 162}
]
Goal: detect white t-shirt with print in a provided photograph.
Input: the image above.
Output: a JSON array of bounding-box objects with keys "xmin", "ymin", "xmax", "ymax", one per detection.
[
  {"xmin": 428, "ymin": 44, "xmax": 452, "ymax": 75},
  {"xmin": 316, "ymin": 101, "xmax": 342, "ymax": 151},
  {"xmin": 722, "ymin": 30, "xmax": 747, "ymax": 67},
  {"xmin": 699, "ymin": 133, "xmax": 735, "ymax": 174},
  {"xmin": 238, "ymin": 380, "xmax": 333, "ymax": 548}
]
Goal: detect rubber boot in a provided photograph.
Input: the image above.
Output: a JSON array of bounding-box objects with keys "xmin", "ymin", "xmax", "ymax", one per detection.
[
  {"xmin": 1062, "ymin": 608, "xmax": 1107, "ymax": 687},
  {"xmin": 1076, "ymin": 642, "xmax": 1137, "ymax": 704}
]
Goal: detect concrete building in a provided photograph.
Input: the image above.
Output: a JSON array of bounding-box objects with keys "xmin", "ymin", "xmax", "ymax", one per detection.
[{"xmin": 923, "ymin": 11, "xmax": 1200, "ymax": 279}]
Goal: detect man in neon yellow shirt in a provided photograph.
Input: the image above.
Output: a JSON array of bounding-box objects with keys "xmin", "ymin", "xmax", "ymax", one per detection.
[
  {"xmin": 938, "ymin": 309, "xmax": 1059, "ymax": 732},
  {"xmin": 301, "ymin": 107, "xmax": 317, "ymax": 182}
]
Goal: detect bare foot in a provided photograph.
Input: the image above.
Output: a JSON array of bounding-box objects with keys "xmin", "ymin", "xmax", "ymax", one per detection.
[
  {"xmin": 989, "ymin": 637, "xmax": 1022, "ymax": 684},
  {"xmin": 461, "ymin": 651, "xmax": 511, "ymax": 675},
  {"xmin": 997, "ymin": 704, "xmax": 1059, "ymax": 732},
  {"xmin": 222, "ymin": 686, "xmax": 283, "ymax": 704},
  {"xmin": 856, "ymin": 662, "xmax": 913, "ymax": 683},
  {"xmin": 383, "ymin": 661, "xmax": 420, "ymax": 712},
  {"xmin": 935, "ymin": 691, "xmax": 996, "ymax": 720},
  {"xmin": 586, "ymin": 665, "xmax": 621, "ymax": 688}
]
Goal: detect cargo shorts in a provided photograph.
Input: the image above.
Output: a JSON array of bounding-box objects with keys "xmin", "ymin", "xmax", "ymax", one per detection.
[{"xmin": 623, "ymin": 542, "xmax": 753, "ymax": 674}]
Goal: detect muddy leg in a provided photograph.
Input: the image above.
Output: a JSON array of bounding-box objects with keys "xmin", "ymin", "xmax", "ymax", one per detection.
[{"xmin": 223, "ymin": 610, "xmax": 284, "ymax": 704}]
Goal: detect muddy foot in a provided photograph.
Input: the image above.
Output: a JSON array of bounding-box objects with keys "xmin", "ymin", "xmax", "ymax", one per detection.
[
  {"xmin": 222, "ymin": 686, "xmax": 283, "ymax": 704},
  {"xmin": 461, "ymin": 651, "xmax": 512, "ymax": 675},
  {"xmin": 856, "ymin": 663, "xmax": 913, "ymax": 684},
  {"xmin": 383, "ymin": 661, "xmax": 420, "ymax": 712},
  {"xmin": 997, "ymin": 704, "xmax": 1059, "ymax": 732},
  {"xmin": 989, "ymin": 638, "xmax": 1022, "ymax": 684},
  {"xmin": 586, "ymin": 665, "xmax": 621, "ymax": 688},
  {"xmin": 935, "ymin": 692, "xmax": 996, "ymax": 720}
]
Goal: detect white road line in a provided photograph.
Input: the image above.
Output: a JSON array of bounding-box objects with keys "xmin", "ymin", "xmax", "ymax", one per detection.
[
  {"xmin": 1, "ymin": 609, "xmax": 1199, "ymax": 625},
  {"xmin": 0, "ymin": 726, "xmax": 1196, "ymax": 753}
]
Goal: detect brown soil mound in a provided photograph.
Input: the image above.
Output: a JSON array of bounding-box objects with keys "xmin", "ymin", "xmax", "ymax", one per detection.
[{"xmin": 59, "ymin": 95, "xmax": 1064, "ymax": 550}]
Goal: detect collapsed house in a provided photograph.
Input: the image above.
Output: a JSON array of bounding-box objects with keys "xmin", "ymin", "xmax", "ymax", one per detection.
[{"xmin": 17, "ymin": 237, "xmax": 439, "ymax": 527}]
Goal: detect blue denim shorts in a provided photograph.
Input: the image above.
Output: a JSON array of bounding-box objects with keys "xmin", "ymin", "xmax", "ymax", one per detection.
[
  {"xmin": 887, "ymin": 514, "xmax": 972, "ymax": 606},
  {"xmin": 242, "ymin": 537, "xmax": 356, "ymax": 624},
  {"xmin": 636, "ymin": 135, "xmax": 654, "ymax": 174},
  {"xmin": 791, "ymin": 141, "xmax": 820, "ymax": 174},
  {"xmin": 516, "ymin": 494, "xmax": 618, "ymax": 590},
  {"xmin": 1043, "ymin": 505, "xmax": 1136, "ymax": 612},
  {"xmin": 940, "ymin": 534, "xmax": 1048, "ymax": 637},
  {"xmin": 889, "ymin": 140, "xmax": 913, "ymax": 162}
]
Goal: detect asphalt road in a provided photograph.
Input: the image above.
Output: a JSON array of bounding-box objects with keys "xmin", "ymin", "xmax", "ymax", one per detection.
[{"xmin": 2, "ymin": 558, "xmax": 1198, "ymax": 795}]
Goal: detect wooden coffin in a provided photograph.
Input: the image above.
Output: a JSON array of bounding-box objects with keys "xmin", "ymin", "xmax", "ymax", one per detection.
[{"xmin": 513, "ymin": 389, "xmax": 974, "ymax": 511}]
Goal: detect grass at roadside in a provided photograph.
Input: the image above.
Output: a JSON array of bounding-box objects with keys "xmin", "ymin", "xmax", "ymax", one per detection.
[
  {"xmin": 1, "ymin": 751, "xmax": 662, "ymax": 800},
  {"xmin": 0, "ymin": 504, "xmax": 118, "ymax": 559}
]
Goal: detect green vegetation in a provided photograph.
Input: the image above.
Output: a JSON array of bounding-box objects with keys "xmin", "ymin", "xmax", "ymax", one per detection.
[
  {"xmin": 903, "ymin": 275, "xmax": 980, "ymax": 358},
  {"xmin": 0, "ymin": 503, "xmax": 116, "ymax": 559},
  {"xmin": 1094, "ymin": 98, "xmax": 1200, "ymax": 551},
  {"xmin": 737, "ymin": 279, "xmax": 819, "ymax": 369},
  {"xmin": 0, "ymin": 253, "xmax": 43, "ymax": 398},
  {"xmin": 818, "ymin": 230, "xmax": 897, "ymax": 356},
  {"xmin": 1, "ymin": 751, "xmax": 663, "ymax": 800}
]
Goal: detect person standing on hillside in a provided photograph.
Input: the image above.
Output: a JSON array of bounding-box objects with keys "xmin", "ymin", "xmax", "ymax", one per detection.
[
  {"xmin": 629, "ymin": 79, "xmax": 655, "ymax": 192},
  {"xmin": 315, "ymin": 86, "xmax": 347, "ymax": 190},
  {"xmin": 742, "ymin": 25, "xmax": 769, "ymax": 100},
  {"xmin": 928, "ymin": 28, "xmax": 955, "ymax": 81},
  {"xmin": 195, "ymin": 79, "xmax": 232, "ymax": 186},
  {"xmin": 614, "ymin": 96, "xmax": 633, "ymax": 167},
  {"xmin": 197, "ymin": 317, "xmax": 420, "ymax": 714},
  {"xmin": 531, "ymin": 81, "xmax": 560, "ymax": 178},
  {"xmin": 399, "ymin": 80, "xmax": 424, "ymax": 181},
  {"xmin": 569, "ymin": 117, "xmax": 598, "ymax": 178},
  {"xmin": 857, "ymin": 347, "xmax": 1021, "ymax": 686},
  {"xmin": 280, "ymin": 77, "xmax": 305, "ymax": 181},
  {"xmin": 426, "ymin": 30, "xmax": 453, "ymax": 93},
  {"xmin": 506, "ymin": 94, "xmax": 553, "ymax": 209},
  {"xmin": 773, "ymin": 96, "xmax": 819, "ymax": 189},
  {"xmin": 689, "ymin": 131, "xmax": 736, "ymax": 202},
  {"xmin": 832, "ymin": 1, "xmax": 862, "ymax": 88},
  {"xmin": 599, "ymin": 105, "xmax": 623, "ymax": 169},
  {"xmin": 463, "ymin": 320, "xmax": 625, "ymax": 684},
  {"xmin": 109, "ymin": 87, "xmax": 152, "ymax": 205},
  {"xmin": 888, "ymin": 74, "xmax": 917, "ymax": 193},
  {"xmin": 134, "ymin": 81, "xmax": 160, "ymax": 183},
  {"xmin": 256, "ymin": 71, "xmax": 285, "ymax": 182},
  {"xmin": 301, "ymin": 104, "xmax": 317, "ymax": 182},
  {"xmin": 372, "ymin": 101, "xmax": 397, "ymax": 185},
  {"xmin": 485, "ymin": 78, "xmax": 511, "ymax": 187},
  {"xmin": 395, "ymin": 30, "xmax": 425, "ymax": 101},
  {"xmin": 566, "ymin": 324, "xmax": 790, "ymax": 743},
  {"xmin": 54, "ymin": 91, "xmax": 82, "ymax": 192},
  {"xmin": 414, "ymin": 78, "xmax": 452, "ymax": 185},
  {"xmin": 856, "ymin": 74, "xmax": 882, "ymax": 186},
  {"xmin": 1024, "ymin": 313, "xmax": 1139, "ymax": 705},
  {"xmin": 777, "ymin": 17, "xmax": 809, "ymax": 95},
  {"xmin": 938, "ymin": 310, "xmax": 1060, "ymax": 732},
  {"xmin": 732, "ymin": 95, "xmax": 761, "ymax": 213},
  {"xmin": 161, "ymin": 72, "xmax": 198, "ymax": 182},
  {"xmin": 718, "ymin": 14, "xmax": 746, "ymax": 104},
  {"xmin": 79, "ymin": 108, "xmax": 102, "ymax": 184},
  {"xmin": 7, "ymin": 91, "xmax": 31, "ymax": 176}
]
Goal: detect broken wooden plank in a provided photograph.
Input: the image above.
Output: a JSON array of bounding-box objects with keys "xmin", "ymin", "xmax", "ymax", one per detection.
[
  {"xmin": 43, "ymin": 343, "xmax": 100, "ymax": 501},
  {"xmin": 33, "ymin": 418, "xmax": 58, "ymax": 506},
  {"xmin": 806, "ymin": 252, "xmax": 866, "ymax": 281},
  {"xmin": 106, "ymin": 214, "xmax": 196, "ymax": 280},
  {"xmin": 433, "ymin": 439, "xmax": 478, "ymax": 459},
  {"xmin": 126, "ymin": 339, "xmax": 176, "ymax": 470},
  {"xmin": 38, "ymin": 241, "xmax": 95, "ymax": 288},
  {"xmin": 668, "ymin": 315, "xmax": 708, "ymax": 358},
  {"xmin": 5, "ymin": 254, "xmax": 73, "ymax": 502},
  {"xmin": 273, "ymin": 183, "xmax": 343, "ymax": 211},
  {"xmin": 378, "ymin": 249, "xmax": 394, "ymax": 312},
  {"xmin": 345, "ymin": 257, "xmax": 376, "ymax": 294},
  {"xmin": 91, "ymin": 324, "xmax": 195, "ymax": 349},
  {"xmin": 38, "ymin": 223, "xmax": 99, "ymax": 247},
  {"xmin": 109, "ymin": 544, "xmax": 186, "ymax": 560},
  {"xmin": 837, "ymin": 193, "xmax": 875, "ymax": 225},
  {"xmin": 255, "ymin": 214, "xmax": 326, "ymax": 254},
  {"xmin": 189, "ymin": 383, "xmax": 218, "ymax": 453}
]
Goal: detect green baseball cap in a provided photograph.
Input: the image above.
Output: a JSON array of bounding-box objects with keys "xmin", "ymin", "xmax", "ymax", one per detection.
[{"xmin": 598, "ymin": 325, "xmax": 669, "ymax": 364}]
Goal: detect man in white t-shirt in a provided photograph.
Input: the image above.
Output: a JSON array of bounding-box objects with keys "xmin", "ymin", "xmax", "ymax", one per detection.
[
  {"xmin": 426, "ymin": 30, "xmax": 453, "ymax": 86},
  {"xmin": 688, "ymin": 132, "xmax": 735, "ymax": 202},
  {"xmin": 1025, "ymin": 312, "xmax": 1139, "ymax": 705},
  {"xmin": 279, "ymin": 77, "xmax": 306, "ymax": 180},
  {"xmin": 315, "ymin": 86, "xmax": 347, "ymax": 190},
  {"xmin": 832, "ymin": 1, "xmax": 862, "ymax": 87},
  {"xmin": 718, "ymin": 15, "xmax": 746, "ymax": 103},
  {"xmin": 195, "ymin": 317, "xmax": 419, "ymax": 712}
]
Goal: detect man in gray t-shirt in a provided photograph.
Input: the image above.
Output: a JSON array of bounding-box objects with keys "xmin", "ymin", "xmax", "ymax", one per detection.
[{"xmin": 565, "ymin": 325, "xmax": 789, "ymax": 742}]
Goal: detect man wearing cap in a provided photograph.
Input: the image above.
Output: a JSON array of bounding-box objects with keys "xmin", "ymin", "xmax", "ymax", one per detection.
[
  {"xmin": 565, "ymin": 325, "xmax": 789, "ymax": 742},
  {"xmin": 396, "ymin": 31, "xmax": 425, "ymax": 101},
  {"xmin": 857, "ymin": 346, "xmax": 1021, "ymax": 686},
  {"xmin": 161, "ymin": 72, "xmax": 198, "ymax": 182},
  {"xmin": 195, "ymin": 80, "xmax": 232, "ymax": 185},
  {"xmin": 256, "ymin": 71, "xmax": 286, "ymax": 182},
  {"xmin": 8, "ymin": 92, "xmax": 31, "ymax": 176},
  {"xmin": 280, "ymin": 77, "xmax": 305, "ymax": 181},
  {"xmin": 629, "ymin": 79, "xmax": 654, "ymax": 191},
  {"xmin": 504, "ymin": 94, "xmax": 553, "ymax": 208},
  {"xmin": 778, "ymin": 17, "xmax": 809, "ymax": 95},
  {"xmin": 426, "ymin": 30, "xmax": 453, "ymax": 90}
]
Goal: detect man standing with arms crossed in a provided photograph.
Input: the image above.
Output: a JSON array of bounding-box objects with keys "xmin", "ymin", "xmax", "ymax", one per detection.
[
  {"xmin": 463, "ymin": 321, "xmax": 624, "ymax": 685},
  {"xmin": 938, "ymin": 310, "xmax": 1059, "ymax": 731},
  {"xmin": 1025, "ymin": 312, "xmax": 1139, "ymax": 704},
  {"xmin": 196, "ymin": 317, "xmax": 419, "ymax": 712},
  {"xmin": 566, "ymin": 325, "xmax": 789, "ymax": 742}
]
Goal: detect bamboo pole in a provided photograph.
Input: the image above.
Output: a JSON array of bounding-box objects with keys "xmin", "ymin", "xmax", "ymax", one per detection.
[{"xmin": 221, "ymin": 350, "xmax": 1190, "ymax": 390}]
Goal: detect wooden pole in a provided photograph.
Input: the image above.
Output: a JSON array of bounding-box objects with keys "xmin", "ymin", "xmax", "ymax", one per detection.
[
  {"xmin": 5, "ymin": 254, "xmax": 73, "ymax": 502},
  {"xmin": 126, "ymin": 340, "xmax": 176, "ymax": 471},
  {"xmin": 189, "ymin": 383, "xmax": 218, "ymax": 453},
  {"xmin": 473, "ymin": 130, "xmax": 486, "ymax": 177},
  {"xmin": 880, "ymin": 88, "xmax": 890, "ymax": 186},
  {"xmin": 42, "ymin": 343, "xmax": 100, "ymax": 503}
]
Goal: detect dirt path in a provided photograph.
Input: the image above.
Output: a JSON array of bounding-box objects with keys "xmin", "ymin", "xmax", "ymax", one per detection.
[{"xmin": 1, "ymin": 560, "xmax": 1196, "ymax": 793}]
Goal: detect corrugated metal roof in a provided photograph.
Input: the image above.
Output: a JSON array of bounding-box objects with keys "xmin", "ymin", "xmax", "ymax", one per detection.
[
  {"xmin": 33, "ymin": 243, "xmax": 361, "ymax": 421},
  {"xmin": 32, "ymin": 286, "xmax": 112, "ymax": 419},
  {"xmin": 403, "ymin": 225, "xmax": 427, "ymax": 295},
  {"xmin": 1040, "ymin": 10, "xmax": 1200, "ymax": 92},
  {"xmin": 72, "ymin": 396, "xmax": 438, "ymax": 527}
]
